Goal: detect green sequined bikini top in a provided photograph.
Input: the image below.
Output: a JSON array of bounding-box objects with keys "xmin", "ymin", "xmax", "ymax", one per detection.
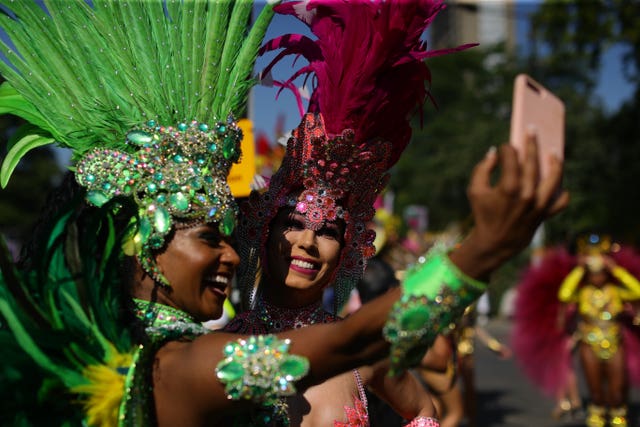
[
  {"xmin": 119, "ymin": 299, "xmax": 211, "ymax": 426},
  {"xmin": 133, "ymin": 298, "xmax": 209, "ymax": 337}
]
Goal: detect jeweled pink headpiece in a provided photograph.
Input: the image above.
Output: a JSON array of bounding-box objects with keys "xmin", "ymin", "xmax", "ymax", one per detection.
[{"xmin": 238, "ymin": 0, "xmax": 476, "ymax": 311}]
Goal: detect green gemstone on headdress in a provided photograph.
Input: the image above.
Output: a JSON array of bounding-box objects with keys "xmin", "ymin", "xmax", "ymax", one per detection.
[
  {"xmin": 148, "ymin": 235, "xmax": 165, "ymax": 249},
  {"xmin": 208, "ymin": 143, "xmax": 218, "ymax": 152},
  {"xmin": 223, "ymin": 137, "xmax": 236, "ymax": 159},
  {"xmin": 86, "ymin": 190, "xmax": 109, "ymax": 207},
  {"xmin": 216, "ymin": 360, "xmax": 244, "ymax": 382},
  {"xmin": 220, "ymin": 209, "xmax": 236, "ymax": 236},
  {"xmin": 217, "ymin": 124, "xmax": 226, "ymax": 133},
  {"xmin": 147, "ymin": 120, "xmax": 156, "ymax": 127},
  {"xmin": 138, "ymin": 217, "xmax": 152, "ymax": 243},
  {"xmin": 153, "ymin": 206, "xmax": 171, "ymax": 233},
  {"xmin": 199, "ymin": 123, "xmax": 209, "ymax": 132},
  {"xmin": 127, "ymin": 130, "xmax": 153, "ymax": 145},
  {"xmin": 178, "ymin": 123, "xmax": 188, "ymax": 131},
  {"xmin": 189, "ymin": 177, "xmax": 202, "ymax": 190},
  {"xmin": 147, "ymin": 182, "xmax": 157, "ymax": 193},
  {"xmin": 169, "ymin": 192, "xmax": 189, "ymax": 211}
]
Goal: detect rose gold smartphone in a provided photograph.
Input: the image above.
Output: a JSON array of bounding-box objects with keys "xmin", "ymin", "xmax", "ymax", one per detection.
[{"xmin": 509, "ymin": 74, "xmax": 565, "ymax": 181}]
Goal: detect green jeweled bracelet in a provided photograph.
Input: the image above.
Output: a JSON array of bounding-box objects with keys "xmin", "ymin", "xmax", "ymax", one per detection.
[
  {"xmin": 216, "ymin": 335, "xmax": 309, "ymax": 404},
  {"xmin": 383, "ymin": 247, "xmax": 487, "ymax": 375}
]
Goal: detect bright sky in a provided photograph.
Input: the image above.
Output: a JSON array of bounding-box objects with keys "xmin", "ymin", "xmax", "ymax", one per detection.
[
  {"xmin": 594, "ymin": 44, "xmax": 634, "ymax": 113},
  {"xmin": 249, "ymin": 4, "xmax": 312, "ymax": 142}
]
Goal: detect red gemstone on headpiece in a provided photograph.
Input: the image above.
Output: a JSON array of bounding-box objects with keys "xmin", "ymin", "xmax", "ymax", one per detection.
[
  {"xmin": 296, "ymin": 201, "xmax": 308, "ymax": 213},
  {"xmin": 363, "ymin": 246, "xmax": 376, "ymax": 258},
  {"xmin": 308, "ymin": 207, "xmax": 323, "ymax": 222}
]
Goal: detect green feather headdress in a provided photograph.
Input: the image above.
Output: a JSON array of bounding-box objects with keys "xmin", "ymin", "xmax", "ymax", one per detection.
[{"xmin": 0, "ymin": 0, "xmax": 276, "ymax": 285}]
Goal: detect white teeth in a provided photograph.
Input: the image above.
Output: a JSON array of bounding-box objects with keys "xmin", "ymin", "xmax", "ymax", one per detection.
[
  {"xmin": 206, "ymin": 275, "xmax": 228, "ymax": 285},
  {"xmin": 291, "ymin": 259, "xmax": 315, "ymax": 270}
]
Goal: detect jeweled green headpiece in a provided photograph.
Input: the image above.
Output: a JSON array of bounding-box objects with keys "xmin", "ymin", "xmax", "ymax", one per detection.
[{"xmin": 0, "ymin": 1, "xmax": 277, "ymax": 286}]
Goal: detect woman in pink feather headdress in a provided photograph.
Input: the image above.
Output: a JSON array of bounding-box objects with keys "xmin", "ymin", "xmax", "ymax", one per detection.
[
  {"xmin": 228, "ymin": 2, "xmax": 467, "ymax": 424},
  {"xmin": 224, "ymin": 0, "xmax": 570, "ymax": 425},
  {"xmin": 512, "ymin": 234, "xmax": 640, "ymax": 427}
]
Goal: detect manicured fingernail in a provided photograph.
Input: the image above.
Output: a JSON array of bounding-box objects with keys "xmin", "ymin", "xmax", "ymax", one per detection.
[{"xmin": 486, "ymin": 146, "xmax": 497, "ymax": 158}]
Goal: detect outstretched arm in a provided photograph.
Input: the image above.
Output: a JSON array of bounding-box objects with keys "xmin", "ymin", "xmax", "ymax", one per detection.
[
  {"xmin": 154, "ymin": 136, "xmax": 568, "ymax": 425},
  {"xmin": 153, "ymin": 287, "xmax": 402, "ymax": 425},
  {"xmin": 385, "ymin": 135, "xmax": 568, "ymax": 373}
]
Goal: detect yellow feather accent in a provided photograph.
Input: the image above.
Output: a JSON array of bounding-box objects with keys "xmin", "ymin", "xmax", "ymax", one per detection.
[{"xmin": 71, "ymin": 345, "xmax": 133, "ymax": 427}]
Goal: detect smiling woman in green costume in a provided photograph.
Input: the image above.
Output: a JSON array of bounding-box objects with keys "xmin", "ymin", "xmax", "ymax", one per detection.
[{"xmin": 0, "ymin": 1, "xmax": 568, "ymax": 426}]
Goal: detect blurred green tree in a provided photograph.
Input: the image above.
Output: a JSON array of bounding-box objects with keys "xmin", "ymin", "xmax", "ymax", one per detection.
[
  {"xmin": 391, "ymin": 45, "xmax": 520, "ymax": 232},
  {"xmin": 528, "ymin": 0, "xmax": 640, "ymax": 244},
  {"xmin": 389, "ymin": 1, "xmax": 640, "ymax": 306},
  {"xmin": 391, "ymin": 0, "xmax": 640, "ymax": 246}
]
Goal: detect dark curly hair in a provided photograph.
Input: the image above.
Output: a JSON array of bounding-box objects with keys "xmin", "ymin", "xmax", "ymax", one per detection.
[{"xmin": 17, "ymin": 171, "xmax": 142, "ymax": 336}]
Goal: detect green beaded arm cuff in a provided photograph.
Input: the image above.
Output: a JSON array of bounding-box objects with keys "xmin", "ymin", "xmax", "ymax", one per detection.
[
  {"xmin": 216, "ymin": 335, "xmax": 309, "ymax": 404},
  {"xmin": 383, "ymin": 247, "xmax": 487, "ymax": 375}
]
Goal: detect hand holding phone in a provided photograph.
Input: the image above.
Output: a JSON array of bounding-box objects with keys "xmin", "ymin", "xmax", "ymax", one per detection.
[{"xmin": 509, "ymin": 74, "xmax": 565, "ymax": 181}]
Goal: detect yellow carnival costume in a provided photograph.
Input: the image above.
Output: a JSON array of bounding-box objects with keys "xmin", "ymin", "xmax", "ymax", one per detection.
[{"xmin": 558, "ymin": 264, "xmax": 640, "ymax": 360}]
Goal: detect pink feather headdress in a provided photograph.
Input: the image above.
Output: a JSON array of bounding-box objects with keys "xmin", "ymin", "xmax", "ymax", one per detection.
[{"xmin": 238, "ymin": 0, "xmax": 477, "ymax": 311}]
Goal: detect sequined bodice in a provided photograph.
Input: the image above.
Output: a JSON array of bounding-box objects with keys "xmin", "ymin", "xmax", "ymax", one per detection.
[
  {"xmin": 578, "ymin": 285, "xmax": 625, "ymax": 322},
  {"xmin": 123, "ymin": 299, "xmax": 209, "ymax": 426}
]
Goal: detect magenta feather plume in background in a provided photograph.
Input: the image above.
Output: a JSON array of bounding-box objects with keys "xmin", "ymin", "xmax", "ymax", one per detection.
[
  {"xmin": 510, "ymin": 248, "xmax": 575, "ymax": 397},
  {"xmin": 260, "ymin": 0, "xmax": 477, "ymax": 168},
  {"xmin": 611, "ymin": 246, "xmax": 640, "ymax": 387}
]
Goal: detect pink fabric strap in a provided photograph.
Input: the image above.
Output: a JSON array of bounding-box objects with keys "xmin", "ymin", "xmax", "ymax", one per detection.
[{"xmin": 405, "ymin": 417, "xmax": 440, "ymax": 427}]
